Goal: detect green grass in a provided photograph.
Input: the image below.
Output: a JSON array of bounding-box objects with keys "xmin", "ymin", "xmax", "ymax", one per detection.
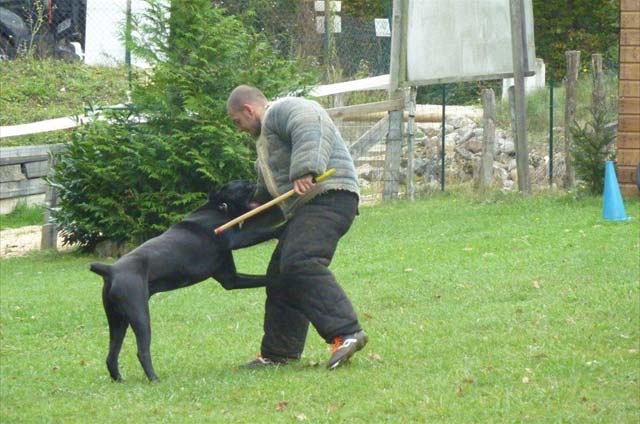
[
  {"xmin": 0, "ymin": 58, "xmax": 130, "ymax": 147},
  {"xmin": 0, "ymin": 203, "xmax": 44, "ymax": 230},
  {"xmin": 1, "ymin": 194, "xmax": 639, "ymax": 423}
]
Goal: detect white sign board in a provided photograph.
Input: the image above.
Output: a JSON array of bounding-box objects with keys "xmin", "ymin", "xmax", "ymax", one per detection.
[
  {"xmin": 374, "ymin": 19, "xmax": 391, "ymax": 37},
  {"xmin": 314, "ymin": 1, "xmax": 342, "ymax": 12},
  {"xmin": 406, "ymin": 0, "xmax": 536, "ymax": 85}
]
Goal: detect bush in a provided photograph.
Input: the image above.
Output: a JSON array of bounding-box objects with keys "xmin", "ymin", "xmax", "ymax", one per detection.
[
  {"xmin": 571, "ymin": 108, "xmax": 615, "ymax": 195},
  {"xmin": 50, "ymin": 0, "xmax": 316, "ymax": 249}
]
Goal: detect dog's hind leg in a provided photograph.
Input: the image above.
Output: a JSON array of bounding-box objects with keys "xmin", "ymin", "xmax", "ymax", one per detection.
[
  {"xmin": 125, "ymin": 297, "xmax": 158, "ymax": 382},
  {"xmin": 109, "ymin": 279, "xmax": 159, "ymax": 382},
  {"xmin": 105, "ymin": 313, "xmax": 128, "ymax": 381},
  {"xmin": 102, "ymin": 285, "xmax": 127, "ymax": 381}
]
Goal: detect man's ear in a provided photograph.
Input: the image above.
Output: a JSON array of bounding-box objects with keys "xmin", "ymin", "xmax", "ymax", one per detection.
[{"xmin": 243, "ymin": 103, "xmax": 255, "ymax": 117}]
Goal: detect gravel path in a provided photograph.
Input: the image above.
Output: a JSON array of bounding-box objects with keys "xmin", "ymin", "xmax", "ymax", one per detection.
[{"xmin": 0, "ymin": 226, "xmax": 73, "ymax": 258}]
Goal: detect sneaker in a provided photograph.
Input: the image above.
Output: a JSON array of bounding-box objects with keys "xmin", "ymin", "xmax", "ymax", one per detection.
[
  {"xmin": 327, "ymin": 330, "xmax": 368, "ymax": 370},
  {"xmin": 239, "ymin": 354, "xmax": 291, "ymax": 369}
]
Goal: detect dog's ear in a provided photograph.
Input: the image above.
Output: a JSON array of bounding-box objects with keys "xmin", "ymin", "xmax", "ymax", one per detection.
[
  {"xmin": 90, "ymin": 263, "xmax": 112, "ymax": 278},
  {"xmin": 208, "ymin": 190, "xmax": 223, "ymax": 205}
]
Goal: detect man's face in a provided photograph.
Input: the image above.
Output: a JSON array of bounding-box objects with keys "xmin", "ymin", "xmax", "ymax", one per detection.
[{"xmin": 229, "ymin": 104, "xmax": 261, "ymax": 138}]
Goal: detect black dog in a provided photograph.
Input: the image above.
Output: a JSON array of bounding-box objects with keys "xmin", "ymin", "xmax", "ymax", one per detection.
[{"xmin": 90, "ymin": 180, "xmax": 281, "ymax": 382}]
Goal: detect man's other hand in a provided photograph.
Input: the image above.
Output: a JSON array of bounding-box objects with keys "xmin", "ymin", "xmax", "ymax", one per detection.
[{"xmin": 293, "ymin": 175, "xmax": 315, "ymax": 195}]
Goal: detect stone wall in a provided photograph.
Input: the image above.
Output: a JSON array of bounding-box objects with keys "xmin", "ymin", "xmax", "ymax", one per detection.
[
  {"xmin": 354, "ymin": 112, "xmax": 567, "ymax": 193},
  {"xmin": 0, "ymin": 144, "xmax": 66, "ymax": 215}
]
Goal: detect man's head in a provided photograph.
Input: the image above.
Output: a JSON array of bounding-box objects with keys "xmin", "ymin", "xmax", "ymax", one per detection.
[{"xmin": 227, "ymin": 85, "xmax": 268, "ymax": 138}]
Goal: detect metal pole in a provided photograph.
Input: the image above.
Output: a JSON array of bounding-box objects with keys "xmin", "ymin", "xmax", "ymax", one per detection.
[
  {"xmin": 549, "ymin": 79, "xmax": 554, "ymax": 187},
  {"xmin": 125, "ymin": 0, "xmax": 132, "ymax": 94},
  {"xmin": 324, "ymin": 0, "xmax": 331, "ymax": 80},
  {"xmin": 407, "ymin": 86, "xmax": 417, "ymax": 201},
  {"xmin": 441, "ymin": 84, "xmax": 446, "ymax": 192}
]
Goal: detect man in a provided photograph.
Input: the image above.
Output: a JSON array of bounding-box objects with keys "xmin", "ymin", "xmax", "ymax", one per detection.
[{"xmin": 226, "ymin": 85, "xmax": 367, "ymax": 370}]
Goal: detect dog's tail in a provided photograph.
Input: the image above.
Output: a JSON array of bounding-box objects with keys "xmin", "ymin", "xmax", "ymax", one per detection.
[{"xmin": 90, "ymin": 263, "xmax": 112, "ymax": 278}]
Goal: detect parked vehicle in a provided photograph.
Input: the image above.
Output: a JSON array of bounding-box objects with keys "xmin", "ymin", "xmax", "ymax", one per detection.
[
  {"xmin": 0, "ymin": 2, "xmax": 30, "ymax": 59},
  {"xmin": 0, "ymin": 0, "xmax": 86, "ymax": 60}
]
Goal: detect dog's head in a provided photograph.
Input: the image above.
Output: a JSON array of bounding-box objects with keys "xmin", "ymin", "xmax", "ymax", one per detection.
[{"xmin": 209, "ymin": 180, "xmax": 260, "ymax": 218}]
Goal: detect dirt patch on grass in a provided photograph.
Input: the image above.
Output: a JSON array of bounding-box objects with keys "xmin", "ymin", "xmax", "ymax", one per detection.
[{"xmin": 0, "ymin": 226, "xmax": 74, "ymax": 258}]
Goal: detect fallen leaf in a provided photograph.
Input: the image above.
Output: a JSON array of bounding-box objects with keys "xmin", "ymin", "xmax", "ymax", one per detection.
[
  {"xmin": 628, "ymin": 349, "xmax": 638, "ymax": 354},
  {"xmin": 276, "ymin": 401, "xmax": 288, "ymax": 411},
  {"xmin": 404, "ymin": 268, "xmax": 414, "ymax": 272},
  {"xmin": 463, "ymin": 247, "xmax": 473, "ymax": 251},
  {"xmin": 368, "ymin": 353, "xmax": 382, "ymax": 362},
  {"xmin": 532, "ymin": 280, "xmax": 541, "ymax": 289},
  {"xmin": 296, "ymin": 413, "xmax": 307, "ymax": 421},
  {"xmin": 522, "ymin": 376, "xmax": 530, "ymax": 384}
]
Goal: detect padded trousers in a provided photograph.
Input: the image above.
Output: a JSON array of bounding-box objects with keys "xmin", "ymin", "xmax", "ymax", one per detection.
[{"xmin": 260, "ymin": 190, "xmax": 362, "ymax": 359}]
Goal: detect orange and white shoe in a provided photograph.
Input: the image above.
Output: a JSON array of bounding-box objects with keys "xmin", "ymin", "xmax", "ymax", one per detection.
[{"xmin": 327, "ymin": 330, "xmax": 368, "ymax": 370}]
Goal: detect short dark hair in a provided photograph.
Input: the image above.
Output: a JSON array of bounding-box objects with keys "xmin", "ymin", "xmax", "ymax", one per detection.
[{"xmin": 227, "ymin": 85, "xmax": 268, "ymax": 112}]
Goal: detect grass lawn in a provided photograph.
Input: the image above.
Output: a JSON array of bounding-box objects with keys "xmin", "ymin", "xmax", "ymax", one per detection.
[
  {"xmin": 0, "ymin": 58, "xmax": 129, "ymax": 147},
  {"xmin": 1, "ymin": 193, "xmax": 638, "ymax": 423},
  {"xmin": 0, "ymin": 203, "xmax": 44, "ymax": 230}
]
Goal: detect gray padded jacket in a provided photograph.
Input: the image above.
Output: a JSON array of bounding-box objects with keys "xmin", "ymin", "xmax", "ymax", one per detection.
[{"xmin": 255, "ymin": 97, "xmax": 359, "ymax": 219}]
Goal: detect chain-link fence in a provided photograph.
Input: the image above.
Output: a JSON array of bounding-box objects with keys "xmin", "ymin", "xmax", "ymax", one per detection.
[{"xmin": 218, "ymin": 1, "xmax": 392, "ymax": 82}]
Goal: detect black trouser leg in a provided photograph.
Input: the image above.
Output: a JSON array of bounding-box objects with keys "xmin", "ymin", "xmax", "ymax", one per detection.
[
  {"xmin": 260, "ymin": 241, "xmax": 310, "ymax": 359},
  {"xmin": 260, "ymin": 191, "xmax": 362, "ymax": 359}
]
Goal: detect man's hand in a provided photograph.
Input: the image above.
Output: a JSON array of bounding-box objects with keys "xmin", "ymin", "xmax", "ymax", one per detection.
[{"xmin": 293, "ymin": 174, "xmax": 315, "ymax": 195}]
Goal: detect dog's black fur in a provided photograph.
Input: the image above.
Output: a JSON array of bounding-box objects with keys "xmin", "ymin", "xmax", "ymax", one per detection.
[{"xmin": 90, "ymin": 180, "xmax": 281, "ymax": 381}]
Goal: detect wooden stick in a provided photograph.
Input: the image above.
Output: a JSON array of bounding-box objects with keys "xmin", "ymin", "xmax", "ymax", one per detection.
[{"xmin": 214, "ymin": 169, "xmax": 336, "ymax": 235}]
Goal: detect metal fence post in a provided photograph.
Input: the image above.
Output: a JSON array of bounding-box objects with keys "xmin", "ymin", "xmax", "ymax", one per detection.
[
  {"xmin": 407, "ymin": 86, "xmax": 417, "ymax": 200},
  {"xmin": 549, "ymin": 78, "xmax": 554, "ymax": 187},
  {"xmin": 40, "ymin": 153, "xmax": 58, "ymax": 251},
  {"xmin": 441, "ymin": 84, "xmax": 446, "ymax": 192}
]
